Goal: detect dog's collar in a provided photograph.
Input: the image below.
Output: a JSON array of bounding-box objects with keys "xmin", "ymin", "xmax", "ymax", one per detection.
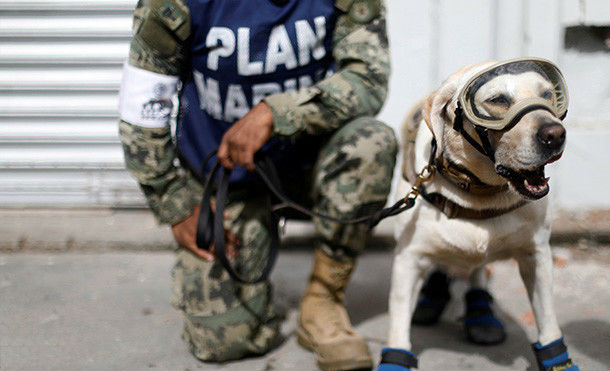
[
  {"xmin": 419, "ymin": 185, "xmax": 528, "ymax": 219},
  {"xmin": 403, "ymin": 153, "xmax": 508, "ymax": 197},
  {"xmin": 401, "ymin": 138, "xmax": 527, "ymax": 219},
  {"xmin": 434, "ymin": 156, "xmax": 509, "ymax": 196}
]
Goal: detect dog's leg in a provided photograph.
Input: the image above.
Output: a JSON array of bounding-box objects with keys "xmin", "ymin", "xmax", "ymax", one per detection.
[
  {"xmin": 517, "ymin": 247, "xmax": 561, "ymax": 345},
  {"xmin": 517, "ymin": 246, "xmax": 579, "ymax": 371},
  {"xmin": 468, "ymin": 266, "xmax": 489, "ymax": 288},
  {"xmin": 379, "ymin": 248, "xmax": 431, "ymax": 371},
  {"xmin": 388, "ymin": 249, "xmax": 431, "ymax": 348},
  {"xmin": 463, "ymin": 265, "xmax": 506, "ymax": 345},
  {"xmin": 412, "ymin": 268, "xmax": 451, "ymax": 326}
]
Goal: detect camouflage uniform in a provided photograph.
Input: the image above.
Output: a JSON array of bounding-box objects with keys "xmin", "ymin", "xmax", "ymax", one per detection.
[{"xmin": 119, "ymin": 0, "xmax": 396, "ymax": 362}]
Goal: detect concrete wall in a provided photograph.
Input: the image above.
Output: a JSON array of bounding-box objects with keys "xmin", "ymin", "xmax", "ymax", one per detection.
[
  {"xmin": 0, "ymin": 0, "xmax": 608, "ymax": 211},
  {"xmin": 379, "ymin": 0, "xmax": 610, "ymax": 210}
]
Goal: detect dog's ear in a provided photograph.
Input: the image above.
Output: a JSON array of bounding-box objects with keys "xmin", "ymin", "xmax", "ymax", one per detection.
[
  {"xmin": 423, "ymin": 80, "xmax": 459, "ymax": 147},
  {"xmin": 423, "ymin": 62, "xmax": 497, "ymax": 147}
]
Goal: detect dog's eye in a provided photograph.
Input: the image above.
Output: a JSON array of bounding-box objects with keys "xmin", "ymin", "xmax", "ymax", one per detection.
[
  {"xmin": 541, "ymin": 90, "xmax": 553, "ymax": 100},
  {"xmin": 486, "ymin": 95, "xmax": 511, "ymax": 106}
]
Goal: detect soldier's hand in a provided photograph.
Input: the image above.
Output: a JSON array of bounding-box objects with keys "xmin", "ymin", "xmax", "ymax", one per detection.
[
  {"xmin": 171, "ymin": 204, "xmax": 240, "ymax": 261},
  {"xmin": 217, "ymin": 102, "xmax": 274, "ymax": 171}
]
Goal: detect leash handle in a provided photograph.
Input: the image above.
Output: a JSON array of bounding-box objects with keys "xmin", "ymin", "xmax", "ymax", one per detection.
[
  {"xmin": 195, "ymin": 156, "xmax": 279, "ymax": 284},
  {"xmin": 195, "ymin": 161, "xmax": 218, "ymax": 253}
]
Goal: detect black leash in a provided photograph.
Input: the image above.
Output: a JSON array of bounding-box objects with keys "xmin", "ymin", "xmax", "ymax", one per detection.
[{"xmin": 195, "ymin": 142, "xmax": 436, "ymax": 284}]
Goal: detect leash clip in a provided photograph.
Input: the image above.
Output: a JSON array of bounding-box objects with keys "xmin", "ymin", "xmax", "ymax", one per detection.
[
  {"xmin": 279, "ymin": 216, "xmax": 287, "ymax": 237},
  {"xmin": 405, "ymin": 164, "xmax": 435, "ymax": 201}
]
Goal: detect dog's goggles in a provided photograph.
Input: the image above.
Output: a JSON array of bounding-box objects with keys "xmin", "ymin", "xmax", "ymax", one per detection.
[{"xmin": 458, "ymin": 58, "xmax": 569, "ymax": 131}]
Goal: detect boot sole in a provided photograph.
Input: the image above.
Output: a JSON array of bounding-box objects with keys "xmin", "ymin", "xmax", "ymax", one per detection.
[{"xmin": 296, "ymin": 326, "xmax": 373, "ymax": 371}]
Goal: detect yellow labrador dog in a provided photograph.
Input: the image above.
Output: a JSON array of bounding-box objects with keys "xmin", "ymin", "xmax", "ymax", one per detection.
[{"xmin": 377, "ymin": 59, "xmax": 579, "ymax": 371}]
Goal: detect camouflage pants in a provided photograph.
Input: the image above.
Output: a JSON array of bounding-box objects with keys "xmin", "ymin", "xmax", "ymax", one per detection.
[{"xmin": 171, "ymin": 117, "xmax": 397, "ymax": 361}]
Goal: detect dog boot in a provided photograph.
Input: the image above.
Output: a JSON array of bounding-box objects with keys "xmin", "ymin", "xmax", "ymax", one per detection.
[
  {"xmin": 377, "ymin": 348, "xmax": 418, "ymax": 371},
  {"xmin": 412, "ymin": 270, "xmax": 451, "ymax": 325},
  {"xmin": 532, "ymin": 337, "xmax": 579, "ymax": 371},
  {"xmin": 297, "ymin": 249, "xmax": 373, "ymax": 371},
  {"xmin": 463, "ymin": 288, "xmax": 506, "ymax": 345}
]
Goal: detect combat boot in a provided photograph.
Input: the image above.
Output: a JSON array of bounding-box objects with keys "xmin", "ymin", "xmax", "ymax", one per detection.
[{"xmin": 297, "ymin": 249, "xmax": 372, "ymax": 371}]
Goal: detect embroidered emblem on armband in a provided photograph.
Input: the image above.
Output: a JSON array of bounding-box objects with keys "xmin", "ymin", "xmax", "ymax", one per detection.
[{"xmin": 119, "ymin": 62, "xmax": 179, "ymax": 128}]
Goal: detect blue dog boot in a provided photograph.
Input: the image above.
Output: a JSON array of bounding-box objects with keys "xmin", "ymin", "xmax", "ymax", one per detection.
[
  {"xmin": 412, "ymin": 270, "xmax": 451, "ymax": 325},
  {"xmin": 463, "ymin": 288, "xmax": 506, "ymax": 345},
  {"xmin": 532, "ymin": 337, "xmax": 579, "ymax": 371},
  {"xmin": 377, "ymin": 348, "xmax": 418, "ymax": 371}
]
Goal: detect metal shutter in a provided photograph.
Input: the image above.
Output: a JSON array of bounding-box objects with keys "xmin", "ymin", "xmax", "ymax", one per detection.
[{"xmin": 0, "ymin": 0, "xmax": 146, "ymax": 207}]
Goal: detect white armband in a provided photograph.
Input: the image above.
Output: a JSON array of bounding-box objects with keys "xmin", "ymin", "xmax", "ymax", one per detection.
[{"xmin": 118, "ymin": 62, "xmax": 180, "ymax": 128}]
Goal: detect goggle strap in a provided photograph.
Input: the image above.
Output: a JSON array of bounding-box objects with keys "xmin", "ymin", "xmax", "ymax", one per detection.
[
  {"xmin": 474, "ymin": 125, "xmax": 495, "ymax": 162},
  {"xmin": 453, "ymin": 102, "xmax": 465, "ymax": 132},
  {"xmin": 429, "ymin": 137, "xmax": 438, "ymax": 165},
  {"xmin": 453, "ymin": 103, "xmax": 495, "ymax": 162},
  {"xmin": 503, "ymin": 104, "xmax": 558, "ymax": 132}
]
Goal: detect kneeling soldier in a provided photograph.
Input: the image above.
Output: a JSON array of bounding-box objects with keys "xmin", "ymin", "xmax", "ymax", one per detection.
[{"xmin": 119, "ymin": 0, "xmax": 396, "ymax": 369}]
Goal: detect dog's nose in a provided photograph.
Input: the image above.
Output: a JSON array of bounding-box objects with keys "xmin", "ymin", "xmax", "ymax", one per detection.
[{"xmin": 537, "ymin": 122, "xmax": 566, "ymax": 150}]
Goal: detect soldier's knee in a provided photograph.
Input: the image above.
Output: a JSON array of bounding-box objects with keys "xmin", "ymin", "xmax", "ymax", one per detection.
[
  {"xmin": 171, "ymin": 249, "xmax": 279, "ymax": 362},
  {"xmin": 337, "ymin": 116, "xmax": 398, "ymax": 170},
  {"xmin": 181, "ymin": 290, "xmax": 280, "ymax": 362}
]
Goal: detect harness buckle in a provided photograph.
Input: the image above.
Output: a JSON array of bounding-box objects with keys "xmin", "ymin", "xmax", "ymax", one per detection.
[
  {"xmin": 279, "ymin": 216, "xmax": 287, "ymax": 237},
  {"xmin": 405, "ymin": 164, "xmax": 435, "ymax": 201}
]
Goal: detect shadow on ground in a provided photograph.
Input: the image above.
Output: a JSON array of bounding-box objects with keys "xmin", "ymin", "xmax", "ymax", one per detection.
[
  {"xmin": 410, "ymin": 309, "xmax": 536, "ymax": 370},
  {"xmin": 563, "ymin": 319, "xmax": 610, "ymax": 366}
]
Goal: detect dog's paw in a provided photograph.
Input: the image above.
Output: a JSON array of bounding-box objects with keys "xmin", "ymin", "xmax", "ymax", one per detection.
[
  {"xmin": 464, "ymin": 288, "xmax": 506, "ymax": 345},
  {"xmin": 377, "ymin": 348, "xmax": 418, "ymax": 371},
  {"xmin": 532, "ymin": 337, "xmax": 579, "ymax": 371},
  {"xmin": 413, "ymin": 271, "xmax": 451, "ymax": 326}
]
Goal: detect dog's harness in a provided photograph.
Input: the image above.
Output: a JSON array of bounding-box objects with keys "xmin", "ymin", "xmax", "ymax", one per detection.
[
  {"xmin": 402, "ymin": 105, "xmax": 528, "ymax": 220},
  {"xmin": 418, "ymin": 190, "xmax": 527, "ymax": 219}
]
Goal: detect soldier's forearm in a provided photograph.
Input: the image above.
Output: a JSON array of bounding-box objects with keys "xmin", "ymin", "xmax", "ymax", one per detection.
[
  {"xmin": 119, "ymin": 120, "xmax": 198, "ymax": 225},
  {"xmin": 264, "ymin": 0, "xmax": 390, "ymax": 137},
  {"xmin": 140, "ymin": 171, "xmax": 201, "ymax": 226}
]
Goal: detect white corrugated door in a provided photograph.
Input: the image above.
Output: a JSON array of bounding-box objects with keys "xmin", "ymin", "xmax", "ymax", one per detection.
[{"xmin": 0, "ymin": 0, "xmax": 146, "ymax": 207}]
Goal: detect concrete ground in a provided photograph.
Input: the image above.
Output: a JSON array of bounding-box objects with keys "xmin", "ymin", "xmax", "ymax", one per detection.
[
  {"xmin": 0, "ymin": 209, "xmax": 607, "ymax": 252},
  {"xmin": 1, "ymin": 245, "xmax": 609, "ymax": 371}
]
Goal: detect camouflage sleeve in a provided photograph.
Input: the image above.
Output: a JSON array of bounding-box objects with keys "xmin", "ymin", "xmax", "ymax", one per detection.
[
  {"xmin": 119, "ymin": 0, "xmax": 197, "ymax": 225},
  {"xmin": 263, "ymin": 0, "xmax": 390, "ymax": 136},
  {"xmin": 119, "ymin": 123, "xmax": 202, "ymax": 225},
  {"xmin": 127, "ymin": 0, "xmax": 190, "ymax": 75}
]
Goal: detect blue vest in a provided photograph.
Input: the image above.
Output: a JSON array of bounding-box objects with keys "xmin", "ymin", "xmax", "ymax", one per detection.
[{"xmin": 178, "ymin": 0, "xmax": 336, "ymax": 183}]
